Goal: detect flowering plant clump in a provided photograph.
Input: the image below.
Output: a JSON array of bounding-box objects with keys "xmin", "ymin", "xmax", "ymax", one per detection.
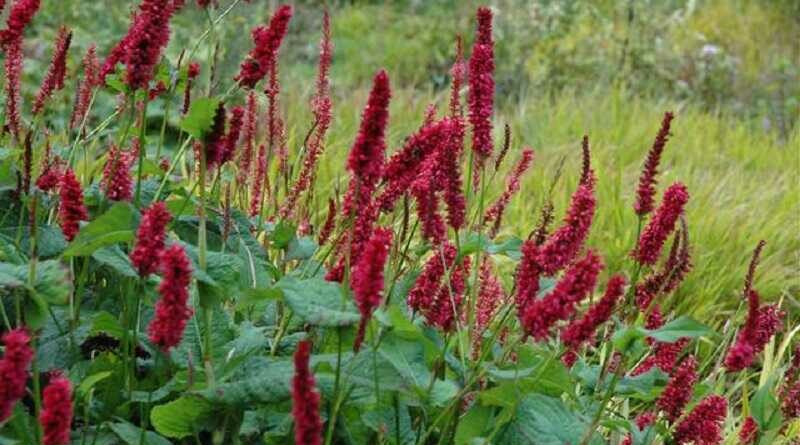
[{"xmin": 0, "ymin": 2, "xmax": 795, "ymax": 445}]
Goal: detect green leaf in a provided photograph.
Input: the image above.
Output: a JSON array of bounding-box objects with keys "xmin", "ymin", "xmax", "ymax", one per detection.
[
  {"xmin": 92, "ymin": 245, "xmax": 138, "ymax": 278},
  {"xmin": 277, "ymin": 276, "xmax": 360, "ymax": 327},
  {"xmin": 90, "ymin": 311, "xmax": 125, "ymax": 339},
  {"xmin": 285, "ymin": 236, "xmax": 318, "ymax": 261},
  {"xmin": 151, "ymin": 396, "xmax": 213, "ymax": 439},
  {"xmin": 63, "ymin": 203, "xmax": 136, "ymax": 257},
  {"xmin": 270, "ymin": 220, "xmax": 296, "ymax": 249},
  {"xmin": 77, "ymin": 371, "xmax": 113, "ymax": 400},
  {"xmin": 751, "ymin": 379, "xmax": 783, "ymax": 431},
  {"xmin": 496, "ymin": 394, "xmax": 600, "ymax": 445},
  {"xmin": 109, "ymin": 421, "xmax": 172, "ymax": 445},
  {"xmin": 196, "ymin": 360, "xmax": 292, "ymax": 406},
  {"xmin": 180, "ymin": 97, "xmax": 220, "ymax": 139},
  {"xmin": 455, "ymin": 404, "xmax": 492, "ymax": 445},
  {"xmin": 644, "ymin": 316, "xmax": 714, "ymax": 342},
  {"xmin": 612, "ymin": 326, "xmax": 645, "ymax": 351},
  {"xmin": 0, "ymin": 260, "xmax": 71, "ymax": 306}
]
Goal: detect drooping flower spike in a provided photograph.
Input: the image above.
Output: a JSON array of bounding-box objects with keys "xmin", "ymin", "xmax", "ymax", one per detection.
[
  {"xmin": 351, "ymin": 227, "xmax": 393, "ymax": 352},
  {"xmin": 32, "ymin": 26, "xmax": 72, "ymax": 115},
  {"xmin": 0, "ymin": 328, "xmax": 33, "ymax": 423},
  {"xmin": 634, "ymin": 111, "xmax": 674, "ymax": 216},
  {"xmin": 39, "ymin": 373, "xmax": 73, "ymax": 445},
  {"xmin": 291, "ymin": 340, "xmax": 323, "ymax": 445},
  {"xmin": 148, "ymin": 244, "xmax": 193, "ymax": 351},
  {"xmin": 633, "ymin": 182, "xmax": 689, "ymax": 265},
  {"xmin": 672, "ymin": 395, "xmax": 727, "ymax": 445},
  {"xmin": 235, "ymin": 4, "xmax": 293, "ymax": 88},
  {"xmin": 130, "ymin": 201, "xmax": 172, "ymax": 277},
  {"xmin": 58, "ymin": 169, "xmax": 89, "ymax": 242}
]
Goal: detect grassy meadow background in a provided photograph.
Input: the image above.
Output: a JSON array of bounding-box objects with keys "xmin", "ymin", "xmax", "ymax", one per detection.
[{"xmin": 13, "ymin": 0, "xmax": 800, "ymax": 324}]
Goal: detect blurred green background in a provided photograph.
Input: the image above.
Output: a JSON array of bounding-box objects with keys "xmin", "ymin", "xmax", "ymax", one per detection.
[{"xmin": 11, "ymin": 0, "xmax": 800, "ymax": 317}]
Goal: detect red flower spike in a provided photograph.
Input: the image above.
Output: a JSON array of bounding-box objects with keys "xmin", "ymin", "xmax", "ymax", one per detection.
[
  {"xmin": 102, "ymin": 145, "xmax": 135, "ymax": 202},
  {"xmin": 204, "ymin": 102, "xmax": 227, "ymax": 168},
  {"xmin": 292, "ymin": 341, "xmax": 323, "ymax": 445},
  {"xmin": 220, "ymin": 106, "xmax": 245, "ymax": 165},
  {"xmin": 635, "ymin": 111, "xmax": 674, "ymax": 216},
  {"xmin": 235, "ymin": 4, "xmax": 293, "ymax": 88},
  {"xmin": 317, "ymin": 198, "xmax": 337, "ymax": 246},
  {"xmin": 0, "ymin": 0, "xmax": 40, "ymax": 48},
  {"xmin": 467, "ymin": 34, "xmax": 494, "ymax": 162},
  {"xmin": 449, "ymin": 35, "xmax": 465, "ymax": 118},
  {"xmin": 3, "ymin": 40, "xmax": 23, "ymax": 136},
  {"xmin": 739, "ymin": 416, "xmax": 758, "ymax": 444},
  {"xmin": 632, "ymin": 337, "xmax": 688, "ymax": 376},
  {"xmin": 633, "ymin": 182, "xmax": 689, "ymax": 265},
  {"xmin": 249, "ymin": 143, "xmax": 267, "ymax": 217},
  {"xmin": 351, "ymin": 227, "xmax": 393, "ymax": 352},
  {"xmin": 33, "ymin": 26, "xmax": 72, "ymax": 115},
  {"xmin": 724, "ymin": 291, "xmax": 783, "ymax": 372},
  {"xmin": 281, "ymin": 11, "xmax": 333, "ymax": 219},
  {"xmin": 522, "ymin": 250, "xmax": 603, "ymax": 340},
  {"xmin": 130, "ymin": 201, "xmax": 172, "ymax": 276},
  {"xmin": 37, "ymin": 156, "xmax": 65, "ymax": 192},
  {"xmin": 237, "ymin": 91, "xmax": 258, "ymax": 187},
  {"xmin": 70, "ymin": 45, "xmax": 100, "ymax": 130},
  {"xmin": 58, "ymin": 169, "xmax": 88, "ymax": 242},
  {"xmin": 673, "ymin": 395, "xmax": 727, "ymax": 445},
  {"xmin": 560, "ymin": 274, "xmax": 626, "ymax": 350},
  {"xmin": 514, "ymin": 240, "xmax": 541, "ymax": 312},
  {"xmin": 485, "ymin": 148, "xmax": 534, "ymax": 237},
  {"xmin": 408, "ymin": 243, "xmax": 458, "ymax": 313},
  {"xmin": 536, "ymin": 179, "xmax": 596, "ymax": 276},
  {"xmin": 346, "ymin": 70, "xmax": 391, "ymax": 204},
  {"xmin": 0, "ymin": 328, "xmax": 33, "ymax": 422},
  {"xmin": 39, "ymin": 373, "xmax": 73, "ymax": 445},
  {"xmin": 148, "ymin": 244, "xmax": 193, "ymax": 350},
  {"xmin": 658, "ymin": 356, "xmax": 698, "ymax": 421},
  {"xmin": 473, "ymin": 258, "xmax": 504, "ymax": 358}
]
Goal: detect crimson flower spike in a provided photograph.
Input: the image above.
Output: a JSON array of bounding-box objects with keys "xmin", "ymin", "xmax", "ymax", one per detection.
[
  {"xmin": 673, "ymin": 395, "xmax": 727, "ymax": 445},
  {"xmin": 484, "ymin": 148, "xmax": 534, "ymax": 237},
  {"xmin": 130, "ymin": 201, "xmax": 172, "ymax": 276},
  {"xmin": 291, "ymin": 341, "xmax": 323, "ymax": 445},
  {"xmin": 633, "ymin": 182, "xmax": 689, "ymax": 265},
  {"xmin": 0, "ymin": 328, "xmax": 33, "ymax": 423},
  {"xmin": 39, "ymin": 372, "xmax": 73, "ymax": 445},
  {"xmin": 70, "ymin": 45, "xmax": 100, "ymax": 130},
  {"xmin": 449, "ymin": 34, "xmax": 465, "ymax": 118},
  {"xmin": 657, "ymin": 356, "xmax": 698, "ymax": 421},
  {"xmin": 634, "ymin": 111, "xmax": 675, "ymax": 216},
  {"xmin": 521, "ymin": 250, "xmax": 603, "ymax": 341},
  {"xmin": 468, "ymin": 6, "xmax": 495, "ymax": 164},
  {"xmin": 58, "ymin": 169, "xmax": 88, "ymax": 242},
  {"xmin": 148, "ymin": 244, "xmax": 193, "ymax": 351},
  {"xmin": 101, "ymin": 0, "xmax": 177, "ymax": 90},
  {"xmin": 3, "ymin": 37, "xmax": 23, "ymax": 137},
  {"xmin": 351, "ymin": 227, "xmax": 393, "ymax": 352},
  {"xmin": 235, "ymin": 4, "xmax": 293, "ymax": 89},
  {"xmin": 560, "ymin": 274, "xmax": 626, "ymax": 355},
  {"xmin": 32, "ymin": 26, "xmax": 72, "ymax": 115},
  {"xmin": 0, "ymin": 0, "xmax": 40, "ymax": 48}
]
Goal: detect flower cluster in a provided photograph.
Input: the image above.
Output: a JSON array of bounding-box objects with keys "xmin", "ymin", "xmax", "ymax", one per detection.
[
  {"xmin": 235, "ymin": 4, "xmax": 293, "ymax": 88},
  {"xmin": 292, "ymin": 341, "xmax": 323, "ymax": 445},
  {"xmin": 101, "ymin": 144, "xmax": 136, "ymax": 201},
  {"xmin": 633, "ymin": 182, "xmax": 689, "ymax": 265},
  {"xmin": 468, "ymin": 7, "xmax": 495, "ymax": 162},
  {"xmin": 521, "ymin": 250, "xmax": 603, "ymax": 340},
  {"xmin": 657, "ymin": 356, "xmax": 698, "ymax": 421},
  {"xmin": 0, "ymin": 0, "xmax": 40, "ymax": 48},
  {"xmin": 351, "ymin": 227, "xmax": 393, "ymax": 352},
  {"xmin": 0, "ymin": 328, "xmax": 33, "ymax": 422},
  {"xmin": 58, "ymin": 169, "xmax": 88, "ymax": 242},
  {"xmin": 673, "ymin": 395, "xmax": 727, "ymax": 445},
  {"xmin": 560, "ymin": 274, "xmax": 626, "ymax": 356},
  {"xmin": 484, "ymin": 148, "xmax": 534, "ymax": 237},
  {"xmin": 407, "ymin": 243, "xmax": 470, "ymax": 331},
  {"xmin": 70, "ymin": 45, "xmax": 100, "ymax": 130},
  {"xmin": 32, "ymin": 26, "xmax": 72, "ymax": 115},
  {"xmin": 130, "ymin": 201, "xmax": 173, "ymax": 276},
  {"xmin": 39, "ymin": 373, "xmax": 73, "ymax": 445},
  {"xmin": 634, "ymin": 111, "xmax": 674, "ymax": 216},
  {"xmin": 148, "ymin": 244, "xmax": 193, "ymax": 350}
]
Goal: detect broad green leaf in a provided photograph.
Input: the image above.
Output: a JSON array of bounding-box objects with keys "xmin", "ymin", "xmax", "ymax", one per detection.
[
  {"xmin": 488, "ymin": 236, "xmax": 523, "ymax": 260},
  {"xmin": 63, "ymin": 203, "xmax": 136, "ymax": 257},
  {"xmin": 77, "ymin": 371, "xmax": 113, "ymax": 400},
  {"xmin": 362, "ymin": 402, "xmax": 415, "ymax": 445},
  {"xmin": 180, "ymin": 97, "xmax": 220, "ymax": 139},
  {"xmin": 495, "ymin": 394, "xmax": 601, "ymax": 445},
  {"xmin": 151, "ymin": 396, "xmax": 213, "ymax": 439},
  {"xmin": 644, "ymin": 316, "xmax": 714, "ymax": 342},
  {"xmin": 92, "ymin": 245, "xmax": 138, "ymax": 278},
  {"xmin": 90, "ymin": 311, "xmax": 125, "ymax": 339},
  {"xmin": 270, "ymin": 220, "xmax": 296, "ymax": 249},
  {"xmin": 751, "ymin": 378, "xmax": 783, "ymax": 431},
  {"xmin": 455, "ymin": 404, "xmax": 493, "ymax": 445},
  {"xmin": 613, "ymin": 326, "xmax": 646, "ymax": 352},
  {"xmin": 285, "ymin": 236, "xmax": 318, "ymax": 261},
  {"xmin": 0, "ymin": 260, "xmax": 71, "ymax": 305},
  {"xmin": 277, "ymin": 276, "xmax": 360, "ymax": 326},
  {"xmin": 109, "ymin": 422, "xmax": 172, "ymax": 445},
  {"xmin": 196, "ymin": 364, "xmax": 291, "ymax": 406}
]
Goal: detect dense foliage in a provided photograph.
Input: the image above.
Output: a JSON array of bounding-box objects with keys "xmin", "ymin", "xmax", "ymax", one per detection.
[{"xmin": 0, "ymin": 1, "xmax": 797, "ymax": 445}]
